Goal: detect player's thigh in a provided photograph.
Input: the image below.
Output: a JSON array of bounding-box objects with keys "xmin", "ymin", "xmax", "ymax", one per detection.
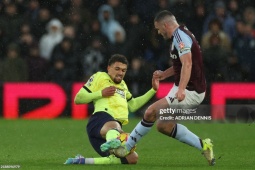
[
  {"xmin": 87, "ymin": 112, "xmax": 122, "ymax": 139},
  {"xmin": 100, "ymin": 121, "xmax": 123, "ymax": 138},
  {"xmin": 86, "ymin": 112, "xmax": 121, "ymax": 156}
]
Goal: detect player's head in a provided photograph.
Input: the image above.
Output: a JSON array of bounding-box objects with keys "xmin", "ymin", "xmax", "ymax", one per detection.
[
  {"xmin": 154, "ymin": 10, "xmax": 178, "ymax": 39},
  {"xmin": 107, "ymin": 54, "xmax": 128, "ymax": 84}
]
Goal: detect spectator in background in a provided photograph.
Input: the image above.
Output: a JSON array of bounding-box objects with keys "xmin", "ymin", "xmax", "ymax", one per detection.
[
  {"xmin": 243, "ymin": 7, "xmax": 255, "ymax": 36},
  {"xmin": 18, "ymin": 23, "xmax": 35, "ymax": 57},
  {"xmin": 0, "ymin": 3, "xmax": 24, "ymax": 41},
  {"xmin": 107, "ymin": 0, "xmax": 129, "ymax": 27},
  {"xmin": 125, "ymin": 57, "xmax": 150, "ymax": 97},
  {"xmin": 203, "ymin": 0, "xmax": 236, "ymax": 41},
  {"xmin": 157, "ymin": 0, "xmax": 170, "ymax": 11},
  {"xmin": 186, "ymin": 2, "xmax": 206, "ymax": 43},
  {"xmin": 131, "ymin": 0, "xmax": 158, "ymax": 27},
  {"xmin": 31, "ymin": 7, "xmax": 51, "ymax": 40},
  {"xmin": 85, "ymin": 18, "xmax": 109, "ymax": 48},
  {"xmin": 19, "ymin": 32, "xmax": 35, "ymax": 58},
  {"xmin": 125, "ymin": 13, "xmax": 147, "ymax": 58},
  {"xmin": 0, "ymin": 43, "xmax": 28, "ymax": 82},
  {"xmin": 108, "ymin": 24, "xmax": 129, "ymax": 57},
  {"xmin": 26, "ymin": 44, "xmax": 48, "ymax": 81},
  {"xmin": 0, "ymin": 26, "xmax": 9, "ymax": 59},
  {"xmin": 25, "ymin": 0, "xmax": 40, "ymax": 22},
  {"xmin": 63, "ymin": 25, "xmax": 82, "ymax": 53},
  {"xmin": 203, "ymin": 33, "xmax": 229, "ymax": 82},
  {"xmin": 233, "ymin": 20, "xmax": 255, "ymax": 81},
  {"xmin": 64, "ymin": 4, "xmax": 91, "ymax": 52},
  {"xmin": 201, "ymin": 18, "xmax": 231, "ymax": 50},
  {"xmin": 47, "ymin": 58, "xmax": 75, "ymax": 84},
  {"xmin": 98, "ymin": 4, "xmax": 126, "ymax": 44},
  {"xmin": 224, "ymin": 52, "xmax": 243, "ymax": 82},
  {"xmin": 50, "ymin": 37, "xmax": 80, "ymax": 81},
  {"xmin": 227, "ymin": 0, "xmax": 241, "ymax": 20},
  {"xmin": 81, "ymin": 37, "xmax": 105, "ymax": 81},
  {"xmin": 39, "ymin": 18, "xmax": 63, "ymax": 60},
  {"xmin": 170, "ymin": 0, "xmax": 192, "ymax": 24}
]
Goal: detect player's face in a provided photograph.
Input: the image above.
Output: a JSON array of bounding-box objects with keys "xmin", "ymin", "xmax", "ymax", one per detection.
[
  {"xmin": 107, "ymin": 62, "xmax": 127, "ymax": 84},
  {"xmin": 154, "ymin": 21, "xmax": 169, "ymax": 39}
]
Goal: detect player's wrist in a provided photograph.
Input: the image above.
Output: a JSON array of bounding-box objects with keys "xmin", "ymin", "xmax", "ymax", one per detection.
[{"xmin": 151, "ymin": 88, "xmax": 157, "ymax": 93}]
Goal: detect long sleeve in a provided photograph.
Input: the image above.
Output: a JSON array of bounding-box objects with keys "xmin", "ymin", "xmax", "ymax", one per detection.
[
  {"xmin": 74, "ymin": 87, "xmax": 102, "ymax": 104},
  {"xmin": 128, "ymin": 88, "xmax": 156, "ymax": 112}
]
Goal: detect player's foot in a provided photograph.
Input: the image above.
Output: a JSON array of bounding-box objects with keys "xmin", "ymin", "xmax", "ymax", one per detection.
[
  {"xmin": 202, "ymin": 138, "xmax": 215, "ymax": 166},
  {"xmin": 100, "ymin": 138, "xmax": 121, "ymax": 152},
  {"xmin": 64, "ymin": 154, "xmax": 85, "ymax": 164}
]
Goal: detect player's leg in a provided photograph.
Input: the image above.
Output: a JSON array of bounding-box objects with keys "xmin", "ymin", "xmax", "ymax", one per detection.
[
  {"xmin": 156, "ymin": 87, "xmax": 215, "ymax": 165},
  {"xmin": 99, "ymin": 121, "xmax": 123, "ymax": 152},
  {"xmin": 125, "ymin": 97, "xmax": 169, "ymax": 152},
  {"xmin": 156, "ymin": 85, "xmax": 203, "ymax": 149},
  {"xmin": 64, "ymin": 152, "xmax": 138, "ymax": 165},
  {"xmin": 86, "ymin": 112, "xmax": 138, "ymax": 164}
]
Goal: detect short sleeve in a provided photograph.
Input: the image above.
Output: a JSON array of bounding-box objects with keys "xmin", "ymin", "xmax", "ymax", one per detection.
[{"xmin": 173, "ymin": 30, "xmax": 192, "ymax": 57}]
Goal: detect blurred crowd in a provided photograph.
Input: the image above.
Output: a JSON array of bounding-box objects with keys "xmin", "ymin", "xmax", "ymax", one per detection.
[{"xmin": 0, "ymin": 0, "xmax": 255, "ymax": 97}]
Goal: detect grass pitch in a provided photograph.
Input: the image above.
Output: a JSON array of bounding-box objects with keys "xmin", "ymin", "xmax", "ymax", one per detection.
[{"xmin": 0, "ymin": 119, "xmax": 255, "ymax": 170}]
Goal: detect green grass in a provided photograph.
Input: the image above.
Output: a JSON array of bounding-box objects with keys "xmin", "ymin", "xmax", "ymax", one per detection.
[{"xmin": 0, "ymin": 119, "xmax": 255, "ymax": 170}]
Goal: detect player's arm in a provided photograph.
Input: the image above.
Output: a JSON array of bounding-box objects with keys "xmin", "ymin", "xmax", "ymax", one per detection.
[
  {"xmin": 179, "ymin": 52, "xmax": 192, "ymax": 91},
  {"xmin": 74, "ymin": 87, "xmax": 102, "ymax": 104},
  {"xmin": 174, "ymin": 30, "xmax": 193, "ymax": 101},
  {"xmin": 153, "ymin": 67, "xmax": 175, "ymax": 81},
  {"xmin": 74, "ymin": 86, "xmax": 116, "ymax": 104},
  {"xmin": 128, "ymin": 77, "xmax": 159, "ymax": 112}
]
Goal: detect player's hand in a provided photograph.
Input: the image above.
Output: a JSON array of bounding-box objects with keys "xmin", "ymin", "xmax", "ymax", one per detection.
[
  {"xmin": 102, "ymin": 86, "xmax": 116, "ymax": 97},
  {"xmin": 153, "ymin": 70, "xmax": 164, "ymax": 81},
  {"xmin": 175, "ymin": 89, "xmax": 185, "ymax": 102},
  {"xmin": 152, "ymin": 77, "xmax": 159, "ymax": 91}
]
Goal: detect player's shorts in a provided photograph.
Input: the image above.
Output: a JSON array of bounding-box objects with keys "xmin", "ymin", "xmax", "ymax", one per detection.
[
  {"xmin": 86, "ymin": 111, "xmax": 122, "ymax": 157},
  {"xmin": 165, "ymin": 84, "xmax": 205, "ymax": 107}
]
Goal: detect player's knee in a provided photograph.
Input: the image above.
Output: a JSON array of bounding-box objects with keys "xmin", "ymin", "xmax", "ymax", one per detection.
[
  {"xmin": 126, "ymin": 152, "xmax": 138, "ymax": 164},
  {"xmin": 144, "ymin": 106, "xmax": 156, "ymax": 122}
]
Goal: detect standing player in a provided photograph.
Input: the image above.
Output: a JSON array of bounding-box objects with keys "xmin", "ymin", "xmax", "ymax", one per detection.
[
  {"xmin": 102, "ymin": 11, "xmax": 216, "ymax": 166},
  {"xmin": 64, "ymin": 54, "xmax": 159, "ymax": 165}
]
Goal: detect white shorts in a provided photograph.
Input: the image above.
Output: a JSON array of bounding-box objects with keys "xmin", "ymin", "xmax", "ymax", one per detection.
[{"xmin": 165, "ymin": 85, "xmax": 205, "ymax": 107}]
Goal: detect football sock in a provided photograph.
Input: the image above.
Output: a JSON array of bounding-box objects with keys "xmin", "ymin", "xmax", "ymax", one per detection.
[
  {"xmin": 171, "ymin": 123, "xmax": 202, "ymax": 150},
  {"xmin": 106, "ymin": 129, "xmax": 120, "ymax": 141},
  {"xmin": 126, "ymin": 118, "xmax": 154, "ymax": 151},
  {"xmin": 93, "ymin": 155, "xmax": 121, "ymax": 164},
  {"xmin": 64, "ymin": 155, "xmax": 124, "ymax": 164}
]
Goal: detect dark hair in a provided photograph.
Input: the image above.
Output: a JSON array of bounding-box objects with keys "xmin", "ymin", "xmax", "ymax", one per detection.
[
  {"xmin": 108, "ymin": 54, "xmax": 128, "ymax": 66},
  {"xmin": 154, "ymin": 10, "xmax": 174, "ymax": 22},
  {"xmin": 208, "ymin": 18, "xmax": 223, "ymax": 30}
]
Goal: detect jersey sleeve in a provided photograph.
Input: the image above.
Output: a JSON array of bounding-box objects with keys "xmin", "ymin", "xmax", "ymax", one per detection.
[
  {"xmin": 123, "ymin": 82, "xmax": 132, "ymax": 101},
  {"xmin": 84, "ymin": 73, "xmax": 100, "ymax": 92},
  {"xmin": 173, "ymin": 30, "xmax": 192, "ymax": 57}
]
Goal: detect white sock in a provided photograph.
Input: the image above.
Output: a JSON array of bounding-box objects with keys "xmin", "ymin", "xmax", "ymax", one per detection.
[
  {"xmin": 126, "ymin": 119, "xmax": 154, "ymax": 151},
  {"xmin": 85, "ymin": 158, "xmax": 94, "ymax": 164},
  {"xmin": 174, "ymin": 124, "xmax": 202, "ymax": 150}
]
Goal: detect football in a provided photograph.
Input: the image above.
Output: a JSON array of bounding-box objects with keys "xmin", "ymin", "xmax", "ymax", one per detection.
[{"xmin": 112, "ymin": 133, "xmax": 134, "ymax": 158}]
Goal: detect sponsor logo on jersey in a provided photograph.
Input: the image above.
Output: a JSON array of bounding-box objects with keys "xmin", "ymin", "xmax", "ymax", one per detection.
[
  {"xmin": 179, "ymin": 42, "xmax": 185, "ymax": 49},
  {"xmin": 115, "ymin": 88, "xmax": 125, "ymax": 98}
]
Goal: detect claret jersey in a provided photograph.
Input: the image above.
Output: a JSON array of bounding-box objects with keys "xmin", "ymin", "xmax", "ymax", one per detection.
[{"xmin": 170, "ymin": 25, "xmax": 206, "ymax": 93}]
